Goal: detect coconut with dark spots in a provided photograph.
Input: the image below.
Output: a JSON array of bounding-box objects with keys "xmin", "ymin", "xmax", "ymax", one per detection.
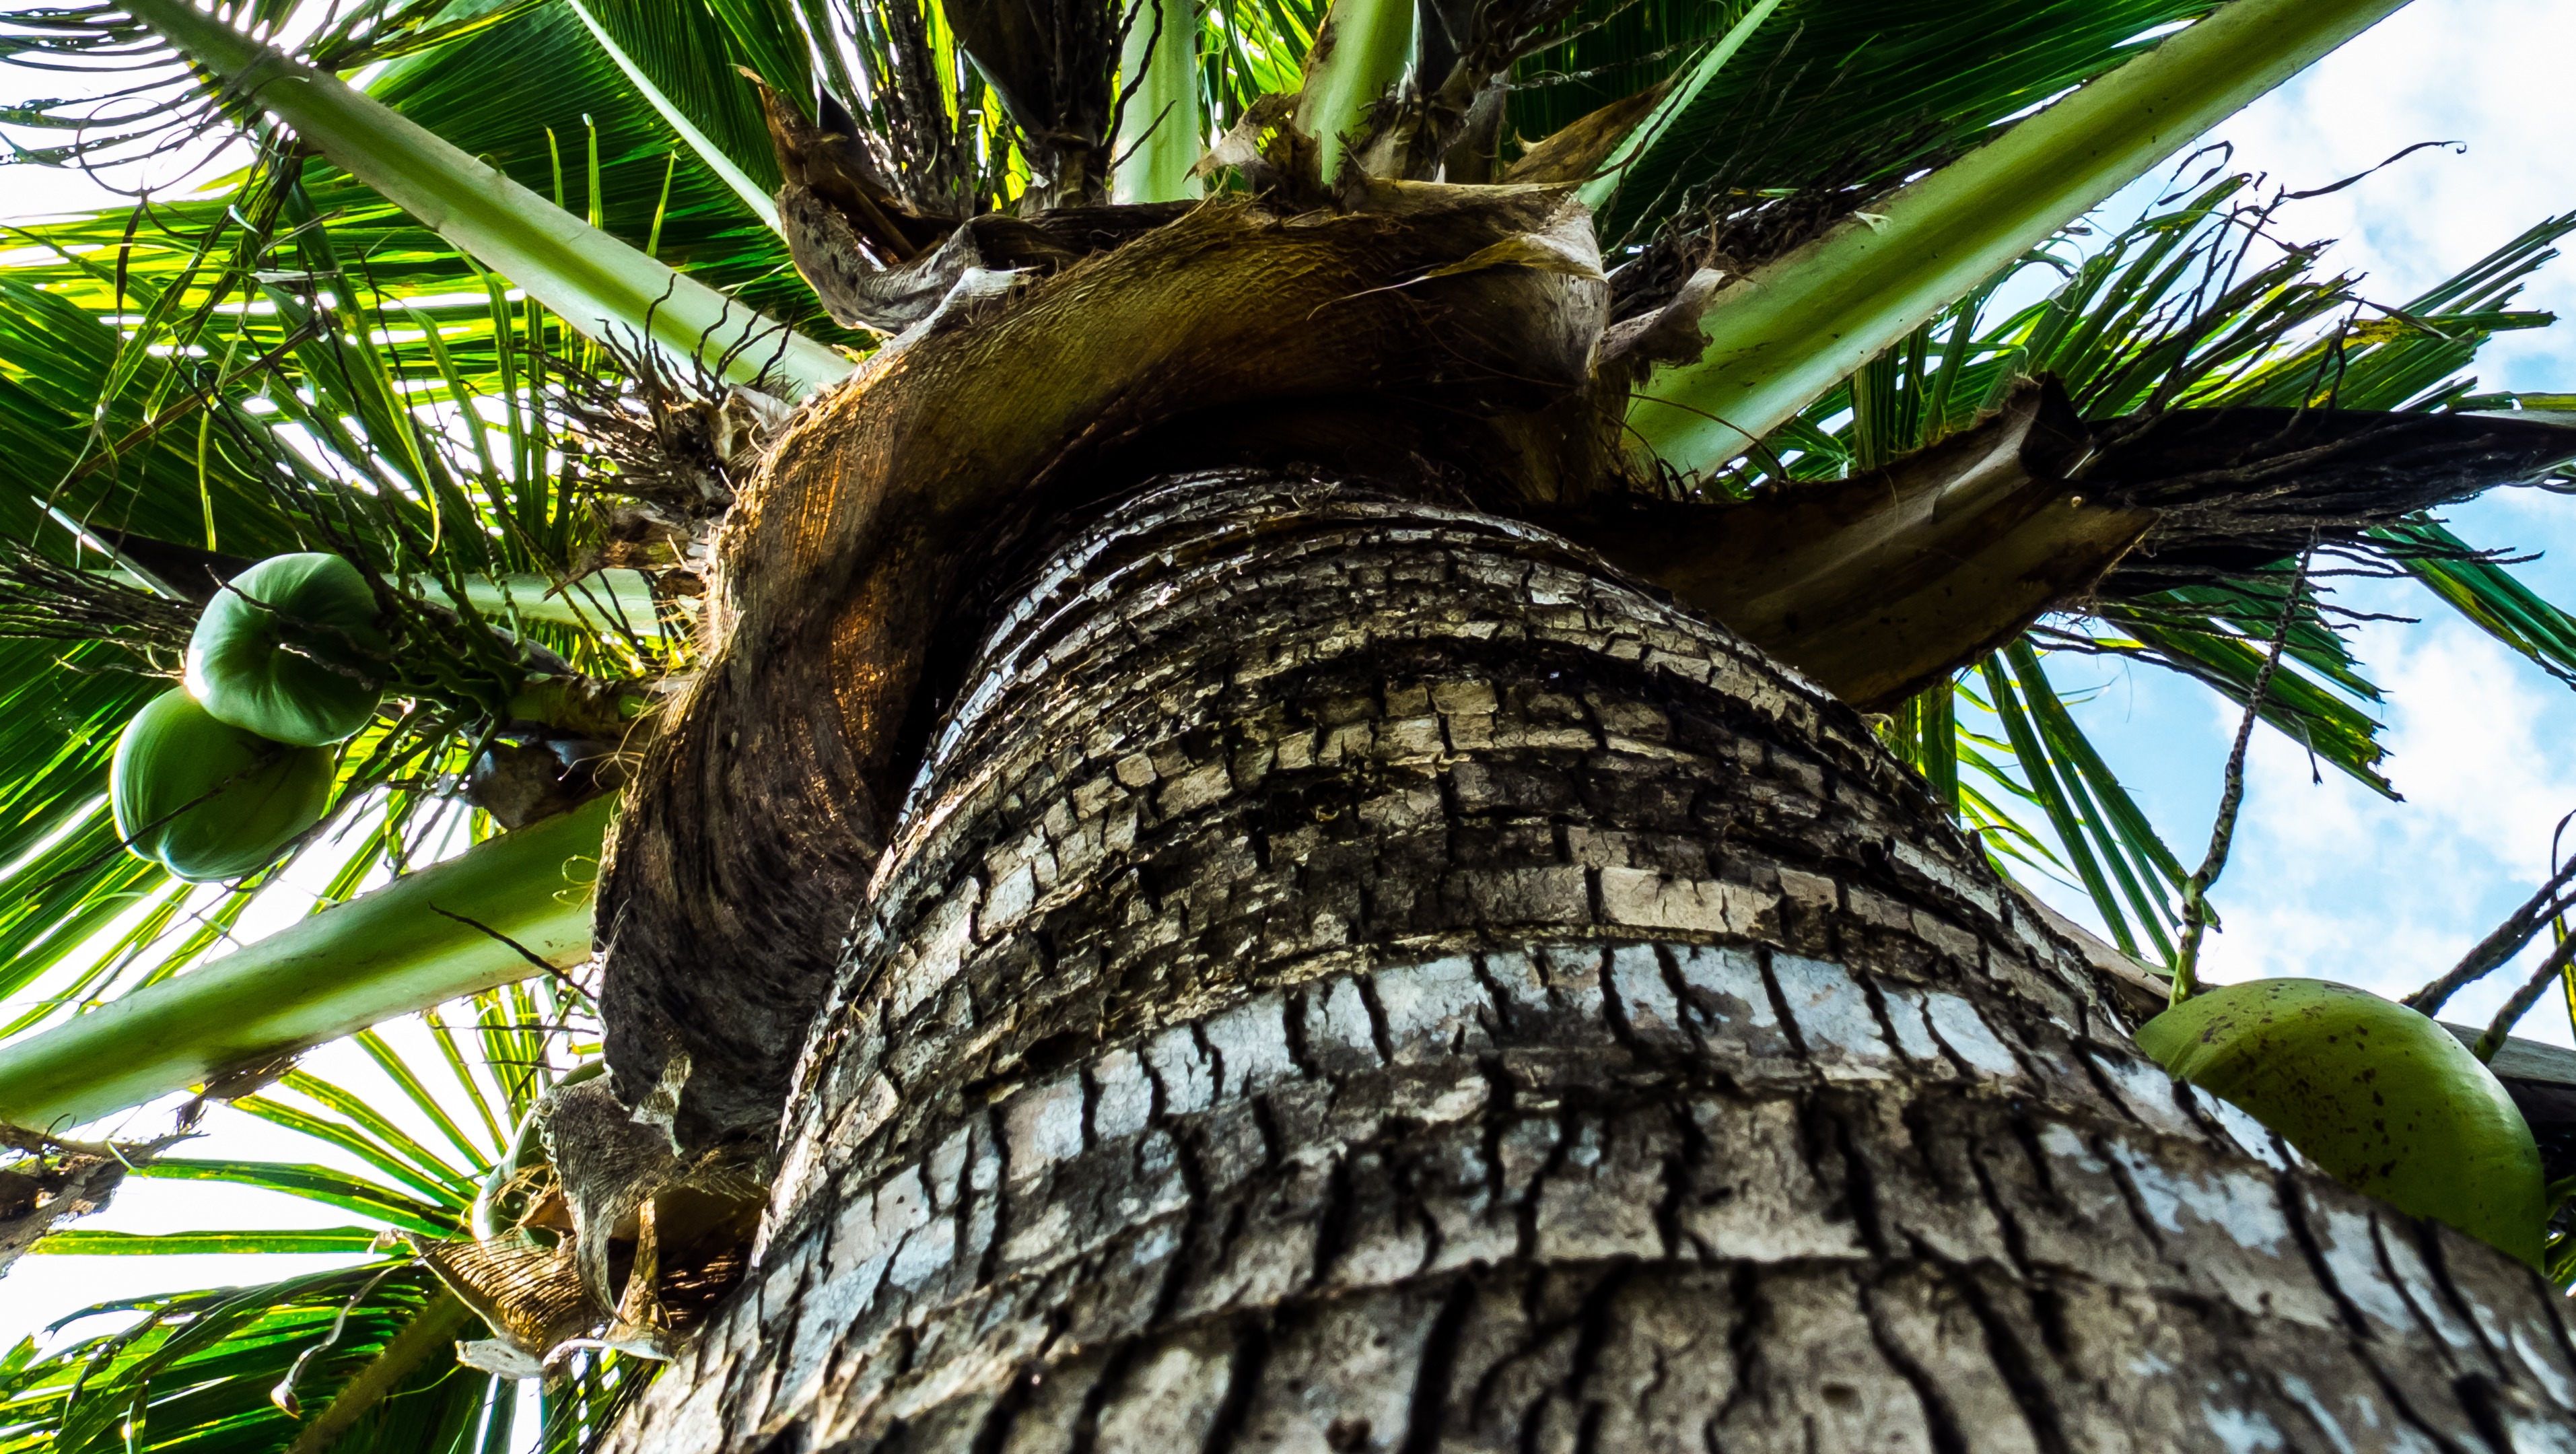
[{"xmin": 2138, "ymin": 977, "xmax": 2548, "ymax": 1266}]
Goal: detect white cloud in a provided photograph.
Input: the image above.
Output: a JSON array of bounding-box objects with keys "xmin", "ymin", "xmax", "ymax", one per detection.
[
  {"xmin": 2010, "ymin": 0, "xmax": 2576, "ymax": 1058},
  {"xmin": 2194, "ymin": 610, "xmax": 2576, "ymax": 1045},
  {"xmin": 2212, "ymin": 0, "xmax": 2576, "ymax": 393}
]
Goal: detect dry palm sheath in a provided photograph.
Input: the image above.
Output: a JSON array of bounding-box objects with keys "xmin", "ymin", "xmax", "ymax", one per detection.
[{"xmin": 590, "ymin": 90, "xmax": 2576, "ymax": 1166}]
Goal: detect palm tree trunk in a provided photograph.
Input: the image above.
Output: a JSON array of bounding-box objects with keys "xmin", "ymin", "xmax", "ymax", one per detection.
[{"xmin": 607, "ymin": 473, "xmax": 2576, "ymax": 1453}]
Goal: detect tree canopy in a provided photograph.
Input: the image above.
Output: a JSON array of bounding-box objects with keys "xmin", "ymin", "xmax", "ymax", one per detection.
[{"xmin": 2, "ymin": 0, "xmax": 2575, "ymax": 1446}]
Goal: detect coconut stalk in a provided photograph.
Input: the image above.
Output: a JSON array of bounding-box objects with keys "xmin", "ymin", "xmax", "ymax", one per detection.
[
  {"xmin": 0, "ymin": 797, "xmax": 613, "ymax": 1133},
  {"xmin": 1627, "ymin": 0, "xmax": 2415, "ymax": 472},
  {"xmin": 116, "ymin": 0, "xmax": 848, "ymax": 396},
  {"xmin": 423, "ymin": 568, "xmax": 670, "ymax": 637},
  {"xmin": 1111, "ymin": 0, "xmax": 1205, "ymax": 203},
  {"xmin": 1294, "ymin": 0, "xmax": 1415, "ymax": 180},
  {"xmin": 1572, "ymin": 0, "xmax": 1784, "ymax": 213}
]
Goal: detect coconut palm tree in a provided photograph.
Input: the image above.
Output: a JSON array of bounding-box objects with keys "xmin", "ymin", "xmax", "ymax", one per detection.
[{"xmin": 7, "ymin": 0, "xmax": 2576, "ymax": 1447}]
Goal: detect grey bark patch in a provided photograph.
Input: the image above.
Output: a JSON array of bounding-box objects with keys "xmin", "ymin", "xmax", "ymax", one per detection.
[
  {"xmin": 1372, "ymin": 957, "xmax": 1490, "ymax": 1062},
  {"xmin": 1920, "ymin": 990, "xmax": 2022, "ymax": 1080},
  {"xmin": 1603, "ymin": 943, "xmax": 1688, "ymax": 1050},
  {"xmin": 1768, "ymin": 954, "xmax": 1898, "ymax": 1080},
  {"xmin": 1298, "ymin": 979, "xmax": 1383, "ymax": 1072}
]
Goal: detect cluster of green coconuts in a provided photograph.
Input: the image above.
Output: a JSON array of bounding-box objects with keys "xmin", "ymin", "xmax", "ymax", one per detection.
[
  {"xmin": 112, "ymin": 553, "xmax": 387, "ymax": 882},
  {"xmin": 2138, "ymin": 979, "xmax": 2551, "ymax": 1268}
]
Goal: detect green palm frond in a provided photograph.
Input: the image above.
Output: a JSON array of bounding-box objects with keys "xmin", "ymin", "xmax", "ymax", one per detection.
[
  {"xmin": 7, "ymin": 0, "xmax": 848, "ymax": 384},
  {"xmin": 1827, "ymin": 176, "xmax": 2576, "ymax": 962},
  {"xmin": 2, "ymin": 1267, "xmax": 479, "ymax": 1454},
  {"xmin": 1525, "ymin": 0, "xmax": 2229, "ymax": 242},
  {"xmin": 1622, "ymin": 0, "xmax": 2410, "ymax": 470},
  {"xmin": 0, "ymin": 184, "xmax": 643, "ymax": 1406},
  {"xmin": 3, "ymin": 973, "xmax": 617, "ymax": 1453},
  {"xmin": 2389, "ymin": 516, "xmax": 2576, "ymax": 685},
  {"xmin": 571, "ymin": 0, "xmax": 787, "ymax": 222},
  {"xmin": 31, "ymin": 1228, "xmax": 386, "ymax": 1255}
]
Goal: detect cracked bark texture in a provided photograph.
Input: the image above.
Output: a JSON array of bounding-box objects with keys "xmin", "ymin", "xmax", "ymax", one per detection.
[{"xmin": 608, "ymin": 475, "xmax": 2576, "ymax": 1453}]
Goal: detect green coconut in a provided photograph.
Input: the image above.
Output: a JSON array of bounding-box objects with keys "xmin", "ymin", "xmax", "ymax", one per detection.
[
  {"xmin": 186, "ymin": 552, "xmax": 386, "ymax": 747},
  {"xmin": 112, "ymin": 690, "xmax": 335, "ymax": 882},
  {"xmin": 2136, "ymin": 977, "xmax": 2548, "ymax": 1268}
]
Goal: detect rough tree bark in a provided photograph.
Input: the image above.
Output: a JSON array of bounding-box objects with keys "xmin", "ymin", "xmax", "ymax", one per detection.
[{"xmin": 601, "ymin": 473, "xmax": 2576, "ymax": 1452}]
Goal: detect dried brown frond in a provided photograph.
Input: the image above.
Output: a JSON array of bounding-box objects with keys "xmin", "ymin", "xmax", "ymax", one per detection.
[
  {"xmin": 424, "ymin": 1229, "xmax": 596, "ymax": 1355},
  {"xmin": 0, "ymin": 1124, "xmax": 176, "ymax": 1278},
  {"xmin": 551, "ymin": 320, "xmax": 794, "ymax": 540},
  {"xmin": 0, "ymin": 539, "xmax": 198, "ymax": 664},
  {"xmin": 2082, "ymin": 409, "xmax": 2576, "ymax": 598},
  {"xmin": 1382, "ymin": 0, "xmax": 1650, "ymax": 181}
]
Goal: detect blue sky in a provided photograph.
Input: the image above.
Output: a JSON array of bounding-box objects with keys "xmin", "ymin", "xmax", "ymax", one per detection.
[
  {"xmin": 8, "ymin": 0, "xmax": 2576, "ymax": 1355},
  {"xmin": 2012, "ymin": 0, "xmax": 2576, "ymax": 1052}
]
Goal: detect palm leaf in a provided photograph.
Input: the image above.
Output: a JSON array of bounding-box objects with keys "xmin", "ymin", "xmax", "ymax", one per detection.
[
  {"xmin": 1782, "ymin": 172, "xmax": 2576, "ymax": 957},
  {"xmin": 106, "ymin": 0, "xmax": 847, "ymax": 392},
  {"xmin": 1625, "ymin": 0, "xmax": 2408, "ymax": 469},
  {"xmin": 25, "ymin": 1228, "xmax": 386, "ymax": 1255},
  {"xmin": 0, "ymin": 1268, "xmax": 495, "ymax": 1454},
  {"xmin": 569, "ymin": 0, "xmax": 785, "ymax": 223},
  {"xmin": 1525, "ymin": 0, "xmax": 2223, "ymax": 240},
  {"xmin": 3, "ymin": 976, "xmax": 615, "ymax": 1453},
  {"xmin": 2389, "ymin": 517, "xmax": 2576, "ymax": 685},
  {"xmin": 130, "ymin": 1161, "xmax": 462, "ymax": 1237}
]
